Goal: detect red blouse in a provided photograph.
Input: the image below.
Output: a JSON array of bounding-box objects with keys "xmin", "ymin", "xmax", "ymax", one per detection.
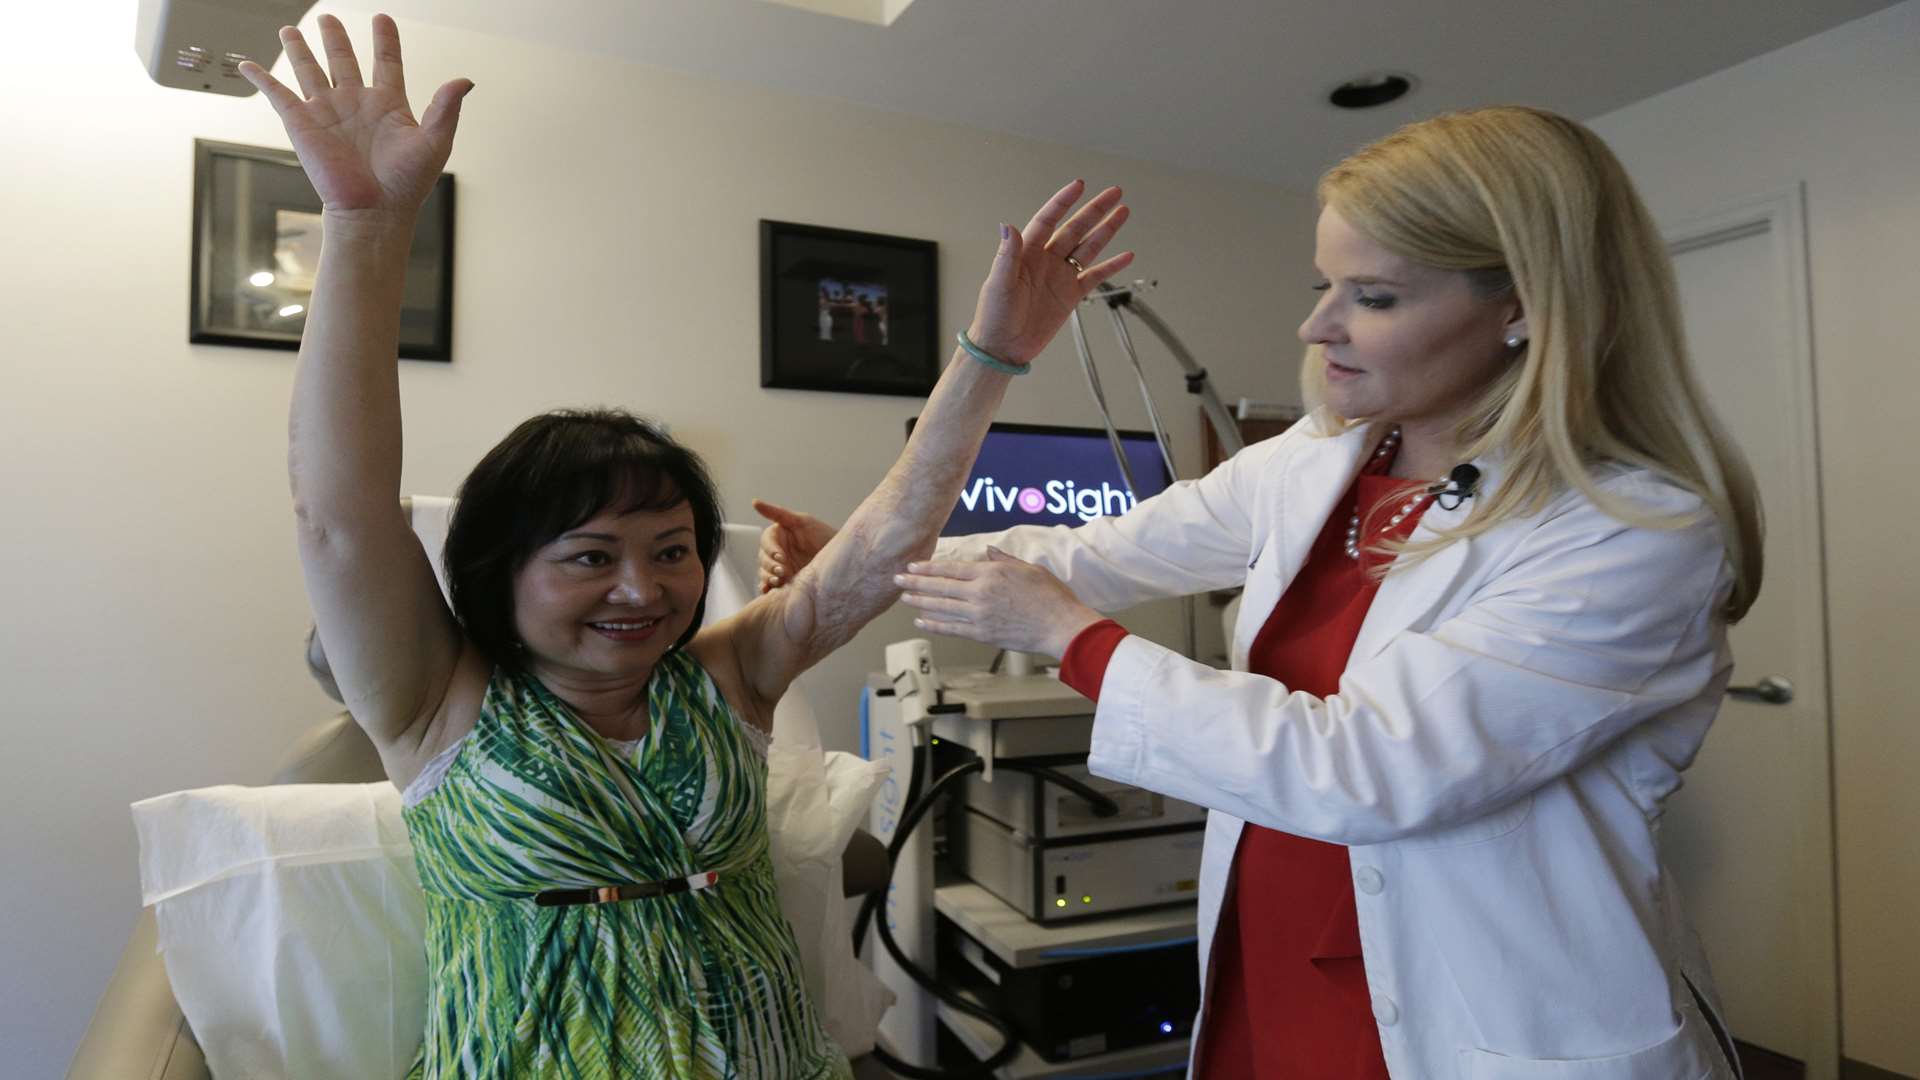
[{"xmin": 1060, "ymin": 446, "xmax": 1430, "ymax": 1079}]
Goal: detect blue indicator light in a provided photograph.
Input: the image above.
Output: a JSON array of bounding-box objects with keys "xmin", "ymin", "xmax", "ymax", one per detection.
[{"xmin": 1159, "ymin": 1021, "xmax": 1175, "ymax": 1035}]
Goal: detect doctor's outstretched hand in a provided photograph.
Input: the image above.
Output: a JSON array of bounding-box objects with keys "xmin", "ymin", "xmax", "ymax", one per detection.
[
  {"xmin": 753, "ymin": 500, "xmax": 836, "ymax": 594},
  {"xmin": 238, "ymin": 14, "xmax": 471, "ymax": 223},
  {"xmin": 896, "ymin": 549, "xmax": 1105, "ymax": 659}
]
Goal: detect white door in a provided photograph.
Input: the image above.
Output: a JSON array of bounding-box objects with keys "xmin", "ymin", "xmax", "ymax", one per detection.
[{"xmin": 1661, "ymin": 186, "xmax": 1839, "ymax": 1078}]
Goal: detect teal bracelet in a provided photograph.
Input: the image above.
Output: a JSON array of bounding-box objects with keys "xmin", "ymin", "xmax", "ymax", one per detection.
[{"xmin": 955, "ymin": 330, "xmax": 1030, "ymax": 376}]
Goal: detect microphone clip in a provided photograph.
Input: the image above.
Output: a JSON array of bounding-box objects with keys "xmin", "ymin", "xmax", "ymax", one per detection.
[{"xmin": 1428, "ymin": 463, "xmax": 1482, "ymax": 511}]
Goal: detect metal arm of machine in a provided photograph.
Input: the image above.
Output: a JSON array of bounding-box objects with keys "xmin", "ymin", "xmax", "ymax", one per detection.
[
  {"xmin": 1083, "ymin": 280, "xmax": 1246, "ymax": 461},
  {"xmin": 1067, "ymin": 279, "xmax": 1242, "ymax": 663}
]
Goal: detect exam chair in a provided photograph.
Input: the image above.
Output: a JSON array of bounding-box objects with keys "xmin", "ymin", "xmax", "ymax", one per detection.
[{"xmin": 68, "ymin": 517, "xmax": 891, "ymax": 1080}]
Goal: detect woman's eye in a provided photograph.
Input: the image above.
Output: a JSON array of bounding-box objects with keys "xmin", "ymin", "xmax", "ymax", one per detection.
[
  {"xmin": 657, "ymin": 545, "xmax": 691, "ymax": 564},
  {"xmin": 1356, "ymin": 293, "xmax": 1396, "ymax": 310},
  {"xmin": 569, "ymin": 551, "xmax": 611, "ymax": 567},
  {"xmin": 1311, "ymin": 281, "xmax": 1331, "ymax": 293}
]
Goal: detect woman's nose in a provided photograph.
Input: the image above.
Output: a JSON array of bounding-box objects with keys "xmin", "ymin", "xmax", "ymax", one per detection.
[
  {"xmin": 606, "ymin": 576, "xmax": 659, "ymax": 605},
  {"xmin": 1298, "ymin": 295, "xmax": 1340, "ymax": 345}
]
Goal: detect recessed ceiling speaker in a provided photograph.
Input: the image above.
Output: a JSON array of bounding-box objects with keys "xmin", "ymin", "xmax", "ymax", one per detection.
[{"xmin": 1328, "ymin": 73, "xmax": 1415, "ymax": 110}]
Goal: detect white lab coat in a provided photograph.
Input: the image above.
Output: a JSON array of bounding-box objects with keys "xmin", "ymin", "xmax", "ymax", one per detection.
[{"xmin": 939, "ymin": 411, "xmax": 1743, "ymax": 1079}]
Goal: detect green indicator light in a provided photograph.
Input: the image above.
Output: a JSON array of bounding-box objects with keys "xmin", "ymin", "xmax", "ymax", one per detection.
[
  {"xmin": 1082, "ymin": 895, "xmax": 1093, "ymax": 904},
  {"xmin": 1055, "ymin": 898, "xmax": 1067, "ymax": 908}
]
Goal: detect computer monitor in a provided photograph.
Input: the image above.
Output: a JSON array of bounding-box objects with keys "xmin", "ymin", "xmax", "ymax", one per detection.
[{"xmin": 906, "ymin": 419, "xmax": 1175, "ymax": 537}]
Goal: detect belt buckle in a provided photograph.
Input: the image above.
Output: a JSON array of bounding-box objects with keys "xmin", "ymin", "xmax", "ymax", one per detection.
[{"xmin": 536, "ymin": 871, "xmax": 720, "ymax": 907}]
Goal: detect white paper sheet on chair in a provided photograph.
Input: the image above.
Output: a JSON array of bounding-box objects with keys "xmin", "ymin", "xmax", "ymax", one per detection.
[
  {"xmin": 133, "ymin": 782, "xmax": 426, "ymax": 1080},
  {"xmin": 767, "ymin": 741, "xmax": 896, "ymax": 1057}
]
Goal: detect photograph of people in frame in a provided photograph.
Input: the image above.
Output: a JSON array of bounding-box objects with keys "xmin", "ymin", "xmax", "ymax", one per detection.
[{"xmin": 760, "ymin": 220, "xmax": 935, "ymax": 396}]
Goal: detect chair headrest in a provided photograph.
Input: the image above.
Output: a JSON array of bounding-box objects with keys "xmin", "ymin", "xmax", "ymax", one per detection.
[{"xmin": 306, "ymin": 626, "xmax": 345, "ymax": 704}]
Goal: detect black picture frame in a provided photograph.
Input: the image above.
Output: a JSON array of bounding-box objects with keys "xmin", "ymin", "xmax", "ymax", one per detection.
[
  {"xmin": 189, "ymin": 139, "xmax": 455, "ymax": 361},
  {"xmin": 760, "ymin": 220, "xmax": 938, "ymax": 396}
]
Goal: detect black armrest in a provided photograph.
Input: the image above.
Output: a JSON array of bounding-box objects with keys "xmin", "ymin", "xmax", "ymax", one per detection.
[{"xmin": 841, "ymin": 828, "xmax": 889, "ymax": 898}]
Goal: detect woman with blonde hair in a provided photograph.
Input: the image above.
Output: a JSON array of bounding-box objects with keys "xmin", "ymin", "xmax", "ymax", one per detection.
[{"xmin": 761, "ymin": 106, "xmax": 1759, "ymax": 1078}]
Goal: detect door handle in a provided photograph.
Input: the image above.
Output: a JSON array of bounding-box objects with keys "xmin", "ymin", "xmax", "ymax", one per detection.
[{"xmin": 1726, "ymin": 675, "xmax": 1794, "ymax": 705}]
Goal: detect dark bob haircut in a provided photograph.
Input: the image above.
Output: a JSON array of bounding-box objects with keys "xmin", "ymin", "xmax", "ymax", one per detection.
[{"xmin": 442, "ymin": 408, "xmax": 726, "ymax": 670}]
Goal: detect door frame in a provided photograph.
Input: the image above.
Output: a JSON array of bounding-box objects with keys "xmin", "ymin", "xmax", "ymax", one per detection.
[{"xmin": 1664, "ymin": 182, "xmax": 1839, "ymax": 1078}]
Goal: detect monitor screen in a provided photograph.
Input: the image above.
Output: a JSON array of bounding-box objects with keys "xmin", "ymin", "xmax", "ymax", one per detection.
[{"xmin": 906, "ymin": 420, "xmax": 1175, "ymax": 536}]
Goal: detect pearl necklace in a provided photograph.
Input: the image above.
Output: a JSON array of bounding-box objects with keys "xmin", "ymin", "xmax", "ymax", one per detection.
[{"xmin": 1344, "ymin": 428, "xmax": 1448, "ymax": 561}]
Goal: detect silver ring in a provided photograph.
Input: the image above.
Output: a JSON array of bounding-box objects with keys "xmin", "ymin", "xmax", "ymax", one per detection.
[{"xmin": 1065, "ymin": 254, "xmax": 1087, "ymax": 272}]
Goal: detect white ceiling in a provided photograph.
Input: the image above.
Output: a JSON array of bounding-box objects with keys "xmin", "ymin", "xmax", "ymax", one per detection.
[{"xmin": 379, "ymin": 0, "xmax": 1900, "ymax": 191}]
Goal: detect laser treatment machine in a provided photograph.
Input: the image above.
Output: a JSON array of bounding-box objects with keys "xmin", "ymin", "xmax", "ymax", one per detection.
[{"xmin": 861, "ymin": 653, "xmax": 1206, "ymax": 1076}]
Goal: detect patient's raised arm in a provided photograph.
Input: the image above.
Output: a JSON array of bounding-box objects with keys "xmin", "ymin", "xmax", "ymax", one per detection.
[
  {"xmin": 238, "ymin": 15, "xmax": 474, "ymax": 750},
  {"xmin": 724, "ymin": 181, "xmax": 1133, "ymax": 710}
]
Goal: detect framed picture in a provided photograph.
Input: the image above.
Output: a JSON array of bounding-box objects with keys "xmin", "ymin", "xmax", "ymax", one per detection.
[
  {"xmin": 189, "ymin": 138, "xmax": 455, "ymax": 361},
  {"xmin": 760, "ymin": 220, "xmax": 938, "ymax": 396}
]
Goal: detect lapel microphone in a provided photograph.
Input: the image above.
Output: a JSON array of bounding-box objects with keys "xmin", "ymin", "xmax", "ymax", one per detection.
[{"xmin": 1427, "ymin": 464, "xmax": 1482, "ymax": 511}]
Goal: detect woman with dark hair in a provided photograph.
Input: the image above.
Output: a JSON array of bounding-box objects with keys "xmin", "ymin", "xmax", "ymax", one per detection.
[
  {"xmin": 440, "ymin": 409, "xmax": 730, "ymax": 665},
  {"xmin": 237, "ymin": 16, "xmax": 1132, "ymax": 1079}
]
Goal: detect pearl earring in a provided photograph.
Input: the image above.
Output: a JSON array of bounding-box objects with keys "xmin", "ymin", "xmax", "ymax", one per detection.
[{"xmin": 1505, "ymin": 336, "xmax": 1525, "ymax": 349}]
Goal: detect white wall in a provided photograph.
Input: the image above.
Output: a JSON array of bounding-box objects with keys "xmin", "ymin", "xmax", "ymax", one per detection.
[
  {"xmin": 1591, "ymin": 3, "xmax": 1920, "ymax": 1074},
  {"xmin": 0, "ymin": 3, "xmax": 1316, "ymax": 1074}
]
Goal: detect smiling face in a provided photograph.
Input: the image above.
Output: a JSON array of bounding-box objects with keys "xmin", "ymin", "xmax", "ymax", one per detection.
[
  {"xmin": 1298, "ymin": 207, "xmax": 1524, "ymax": 439},
  {"xmin": 508, "ymin": 501, "xmax": 705, "ymax": 685}
]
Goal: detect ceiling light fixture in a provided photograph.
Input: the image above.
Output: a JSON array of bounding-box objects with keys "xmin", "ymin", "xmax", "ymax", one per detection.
[
  {"xmin": 754, "ymin": 0, "xmax": 919, "ymax": 27},
  {"xmin": 1328, "ymin": 72, "xmax": 1415, "ymax": 110}
]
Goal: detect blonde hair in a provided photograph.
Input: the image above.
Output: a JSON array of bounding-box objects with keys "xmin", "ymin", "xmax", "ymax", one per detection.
[{"xmin": 1307, "ymin": 106, "xmax": 1762, "ymax": 621}]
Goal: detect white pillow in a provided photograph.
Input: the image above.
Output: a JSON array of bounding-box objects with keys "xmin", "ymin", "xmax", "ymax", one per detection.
[
  {"xmin": 134, "ymin": 754, "xmax": 891, "ymax": 1077},
  {"xmin": 133, "ymin": 783, "xmax": 425, "ymax": 1080}
]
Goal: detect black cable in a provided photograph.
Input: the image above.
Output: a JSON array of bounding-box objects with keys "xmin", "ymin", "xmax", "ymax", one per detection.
[
  {"xmin": 853, "ymin": 754, "xmax": 1115, "ymax": 947},
  {"xmin": 851, "ymin": 737, "xmax": 926, "ymax": 947},
  {"xmin": 852, "ymin": 752, "xmax": 1127, "ymax": 1077},
  {"xmin": 1006, "ymin": 763, "xmax": 1120, "ymax": 819},
  {"xmin": 859, "ymin": 757, "xmax": 1018, "ymax": 1078}
]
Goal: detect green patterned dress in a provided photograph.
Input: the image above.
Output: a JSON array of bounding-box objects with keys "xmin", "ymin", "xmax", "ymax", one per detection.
[{"xmin": 400, "ymin": 650, "xmax": 853, "ymax": 1079}]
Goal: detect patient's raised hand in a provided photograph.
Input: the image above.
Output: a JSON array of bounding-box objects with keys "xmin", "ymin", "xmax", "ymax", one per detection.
[
  {"xmin": 963, "ymin": 179, "xmax": 1132, "ymax": 367},
  {"xmin": 237, "ymin": 14, "xmax": 470, "ymax": 222}
]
